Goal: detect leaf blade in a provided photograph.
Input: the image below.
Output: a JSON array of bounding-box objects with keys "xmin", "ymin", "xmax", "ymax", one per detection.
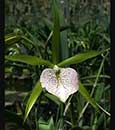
[
  {"xmin": 5, "ymin": 55, "xmax": 54, "ymax": 68},
  {"xmin": 58, "ymin": 50, "xmax": 101, "ymax": 67},
  {"xmin": 24, "ymin": 80, "xmax": 42, "ymax": 122}
]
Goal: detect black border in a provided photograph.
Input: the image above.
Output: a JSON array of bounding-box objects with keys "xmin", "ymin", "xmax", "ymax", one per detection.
[
  {"xmin": 110, "ymin": 0, "xmax": 113, "ymax": 129},
  {"xmin": 111, "ymin": 0, "xmax": 114, "ymax": 128},
  {"xmin": 0, "ymin": 0, "xmax": 4, "ymax": 129}
]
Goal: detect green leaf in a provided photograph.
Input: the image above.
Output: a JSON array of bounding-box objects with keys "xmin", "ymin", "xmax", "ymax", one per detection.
[
  {"xmin": 38, "ymin": 117, "xmax": 56, "ymax": 130},
  {"xmin": 78, "ymin": 82, "xmax": 99, "ymax": 112},
  {"xmin": 57, "ymin": 50, "xmax": 101, "ymax": 67},
  {"xmin": 24, "ymin": 80, "xmax": 42, "ymax": 122},
  {"xmin": 52, "ymin": 0, "xmax": 60, "ymax": 64},
  {"xmin": 5, "ymin": 54, "xmax": 54, "ymax": 68}
]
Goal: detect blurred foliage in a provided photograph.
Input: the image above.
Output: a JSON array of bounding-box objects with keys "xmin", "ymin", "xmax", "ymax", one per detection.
[
  {"xmin": 5, "ymin": 0, "xmax": 110, "ymax": 130},
  {"xmin": 5, "ymin": 0, "xmax": 110, "ymax": 32}
]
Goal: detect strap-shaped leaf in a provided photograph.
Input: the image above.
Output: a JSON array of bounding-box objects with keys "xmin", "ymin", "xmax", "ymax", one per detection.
[
  {"xmin": 52, "ymin": 0, "xmax": 60, "ymax": 64},
  {"xmin": 5, "ymin": 55, "xmax": 54, "ymax": 68},
  {"xmin": 57, "ymin": 50, "xmax": 101, "ymax": 67},
  {"xmin": 24, "ymin": 80, "xmax": 42, "ymax": 122},
  {"xmin": 78, "ymin": 82, "xmax": 99, "ymax": 112}
]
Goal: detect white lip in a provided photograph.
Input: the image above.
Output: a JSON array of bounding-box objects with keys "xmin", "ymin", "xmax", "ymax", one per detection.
[{"xmin": 40, "ymin": 67, "xmax": 79, "ymax": 103}]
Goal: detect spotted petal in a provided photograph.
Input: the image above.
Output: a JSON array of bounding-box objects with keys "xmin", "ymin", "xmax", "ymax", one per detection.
[{"xmin": 40, "ymin": 67, "xmax": 79, "ymax": 102}]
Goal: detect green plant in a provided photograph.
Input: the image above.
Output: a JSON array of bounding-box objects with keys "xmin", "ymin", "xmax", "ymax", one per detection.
[{"xmin": 5, "ymin": 0, "xmax": 110, "ymax": 130}]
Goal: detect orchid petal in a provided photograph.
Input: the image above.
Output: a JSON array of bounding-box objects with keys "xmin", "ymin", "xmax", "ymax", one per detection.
[{"xmin": 40, "ymin": 67, "xmax": 79, "ymax": 102}]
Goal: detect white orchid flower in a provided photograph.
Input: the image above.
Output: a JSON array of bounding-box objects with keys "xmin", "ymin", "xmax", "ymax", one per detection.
[{"xmin": 40, "ymin": 65, "xmax": 79, "ymax": 103}]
